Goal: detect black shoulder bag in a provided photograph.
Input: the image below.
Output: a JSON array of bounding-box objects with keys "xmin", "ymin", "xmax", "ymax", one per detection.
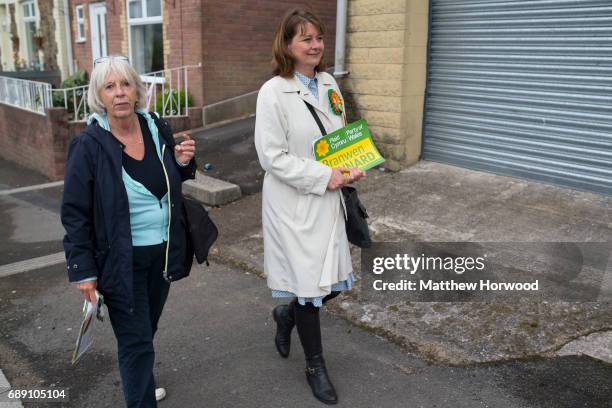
[{"xmin": 303, "ymin": 101, "xmax": 372, "ymax": 248}]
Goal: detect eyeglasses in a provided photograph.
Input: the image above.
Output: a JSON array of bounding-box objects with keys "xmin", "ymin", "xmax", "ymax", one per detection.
[{"xmin": 93, "ymin": 55, "xmax": 130, "ymax": 67}]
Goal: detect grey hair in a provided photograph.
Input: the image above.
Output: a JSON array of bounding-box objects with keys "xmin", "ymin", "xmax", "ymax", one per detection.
[{"xmin": 87, "ymin": 58, "xmax": 147, "ymax": 114}]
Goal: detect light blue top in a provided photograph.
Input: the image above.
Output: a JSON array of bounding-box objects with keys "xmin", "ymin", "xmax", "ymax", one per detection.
[{"xmin": 294, "ymin": 71, "xmax": 319, "ymax": 100}]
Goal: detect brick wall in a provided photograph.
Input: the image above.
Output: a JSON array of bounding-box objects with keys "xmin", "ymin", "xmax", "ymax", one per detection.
[
  {"xmin": 69, "ymin": 0, "xmax": 92, "ymax": 73},
  {"xmin": 200, "ymin": 1, "xmax": 337, "ymax": 104},
  {"xmin": 0, "ymin": 103, "xmax": 198, "ymax": 180},
  {"xmin": 164, "ymin": 0, "xmax": 205, "ymax": 106},
  {"xmin": 68, "ymin": 0, "xmax": 126, "ymax": 73},
  {"xmin": 0, "ymin": 105, "xmax": 83, "ymax": 180},
  {"xmin": 342, "ymin": 0, "xmax": 429, "ymax": 170},
  {"xmin": 106, "ymin": 0, "xmax": 127, "ymax": 57}
]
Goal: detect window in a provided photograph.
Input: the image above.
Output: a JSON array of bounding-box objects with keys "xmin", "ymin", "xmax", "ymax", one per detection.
[
  {"xmin": 22, "ymin": 0, "xmax": 37, "ymax": 66},
  {"xmin": 75, "ymin": 5, "xmax": 85, "ymax": 42},
  {"xmin": 127, "ymin": 0, "xmax": 163, "ymax": 74}
]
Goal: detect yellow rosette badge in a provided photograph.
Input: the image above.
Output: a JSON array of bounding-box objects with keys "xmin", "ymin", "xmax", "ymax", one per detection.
[{"xmin": 315, "ymin": 139, "xmax": 330, "ymax": 157}]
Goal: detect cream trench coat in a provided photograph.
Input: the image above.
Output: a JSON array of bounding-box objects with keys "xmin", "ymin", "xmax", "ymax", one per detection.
[{"xmin": 254, "ymin": 71, "xmax": 352, "ymax": 298}]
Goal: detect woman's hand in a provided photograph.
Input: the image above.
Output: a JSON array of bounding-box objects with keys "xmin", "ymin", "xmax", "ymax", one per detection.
[
  {"xmin": 76, "ymin": 280, "xmax": 98, "ymax": 304},
  {"xmin": 327, "ymin": 167, "xmax": 366, "ymax": 191},
  {"xmin": 345, "ymin": 167, "xmax": 366, "ymax": 184},
  {"xmin": 174, "ymin": 133, "xmax": 196, "ymax": 165},
  {"xmin": 327, "ymin": 167, "xmax": 350, "ymax": 191}
]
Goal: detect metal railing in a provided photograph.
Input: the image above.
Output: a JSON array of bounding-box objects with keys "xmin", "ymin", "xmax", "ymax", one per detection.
[
  {"xmin": 0, "ymin": 76, "xmax": 53, "ymax": 114},
  {"xmin": 143, "ymin": 63, "xmax": 200, "ymax": 117},
  {"xmin": 52, "ymin": 63, "xmax": 201, "ymax": 121},
  {"xmin": 51, "ymin": 85, "xmax": 89, "ymax": 121},
  {"xmin": 0, "ymin": 64, "xmax": 201, "ymax": 120}
]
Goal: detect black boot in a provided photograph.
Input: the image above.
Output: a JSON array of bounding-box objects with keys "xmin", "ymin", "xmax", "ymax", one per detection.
[
  {"xmin": 305, "ymin": 354, "xmax": 338, "ymax": 405},
  {"xmin": 272, "ymin": 303, "xmax": 295, "ymax": 358}
]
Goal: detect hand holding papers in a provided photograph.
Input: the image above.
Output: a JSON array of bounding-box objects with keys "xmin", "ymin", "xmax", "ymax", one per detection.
[
  {"xmin": 71, "ymin": 291, "xmax": 104, "ymax": 365},
  {"xmin": 313, "ymin": 119, "xmax": 384, "ymax": 171}
]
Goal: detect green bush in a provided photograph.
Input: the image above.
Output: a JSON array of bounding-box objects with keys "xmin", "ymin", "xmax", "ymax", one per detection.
[
  {"xmin": 153, "ymin": 89, "xmax": 192, "ymax": 116},
  {"xmin": 52, "ymin": 70, "xmax": 89, "ymax": 115}
]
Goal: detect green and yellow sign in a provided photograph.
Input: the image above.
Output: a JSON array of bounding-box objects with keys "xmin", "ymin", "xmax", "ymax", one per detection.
[{"xmin": 313, "ymin": 119, "xmax": 385, "ymax": 170}]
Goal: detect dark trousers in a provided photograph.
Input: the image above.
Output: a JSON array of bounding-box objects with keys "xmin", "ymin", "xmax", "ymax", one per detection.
[{"xmin": 106, "ymin": 243, "xmax": 170, "ymax": 408}]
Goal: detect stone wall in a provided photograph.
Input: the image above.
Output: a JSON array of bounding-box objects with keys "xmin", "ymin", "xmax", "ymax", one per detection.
[{"xmin": 342, "ymin": 0, "xmax": 429, "ymax": 170}]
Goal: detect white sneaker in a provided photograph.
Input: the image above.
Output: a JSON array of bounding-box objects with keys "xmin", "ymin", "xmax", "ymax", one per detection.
[{"xmin": 155, "ymin": 387, "xmax": 167, "ymax": 402}]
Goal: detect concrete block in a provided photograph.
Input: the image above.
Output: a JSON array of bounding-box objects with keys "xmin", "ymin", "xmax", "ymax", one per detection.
[
  {"xmin": 349, "ymin": 0, "xmax": 406, "ymax": 16},
  {"xmin": 377, "ymin": 141, "xmax": 407, "ymax": 161},
  {"xmin": 348, "ymin": 63, "xmax": 396, "ymax": 80},
  {"xmin": 386, "ymin": 64, "xmax": 404, "ymax": 80},
  {"xmin": 183, "ymin": 171, "xmax": 241, "ymax": 206},
  {"xmin": 348, "ymin": 30, "xmax": 405, "ymax": 48},
  {"xmin": 402, "ymin": 62, "xmax": 427, "ymax": 85},
  {"xmin": 361, "ymin": 110, "xmax": 402, "ymax": 128},
  {"xmin": 404, "ymin": 46, "xmax": 428, "ymax": 64},
  {"xmin": 348, "ymin": 14, "xmax": 406, "ymax": 32},
  {"xmin": 351, "ymin": 94, "xmax": 403, "ymax": 112},
  {"xmin": 346, "ymin": 47, "xmax": 371, "ymax": 63},
  {"xmin": 408, "ymin": 0, "xmax": 430, "ymax": 15},
  {"xmin": 407, "ymin": 14, "xmax": 430, "ymax": 46},
  {"xmin": 369, "ymin": 125, "xmax": 404, "ymax": 144},
  {"xmin": 342, "ymin": 78, "xmax": 403, "ymax": 97},
  {"xmin": 369, "ymin": 47, "xmax": 404, "ymax": 64}
]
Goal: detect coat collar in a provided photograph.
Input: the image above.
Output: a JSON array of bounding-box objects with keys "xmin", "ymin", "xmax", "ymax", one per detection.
[
  {"xmin": 278, "ymin": 71, "xmax": 333, "ymax": 93},
  {"xmin": 279, "ymin": 72, "xmax": 335, "ymax": 120}
]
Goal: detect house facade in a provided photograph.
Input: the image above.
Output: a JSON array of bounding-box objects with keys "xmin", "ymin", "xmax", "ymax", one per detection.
[
  {"xmin": 0, "ymin": 0, "xmax": 73, "ymax": 80},
  {"xmin": 66, "ymin": 0, "xmax": 337, "ymax": 107}
]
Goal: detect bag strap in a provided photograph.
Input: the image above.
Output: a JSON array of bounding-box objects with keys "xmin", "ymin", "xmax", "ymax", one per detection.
[
  {"xmin": 148, "ymin": 111, "xmax": 175, "ymax": 147},
  {"xmin": 303, "ymin": 101, "xmax": 328, "ymax": 136}
]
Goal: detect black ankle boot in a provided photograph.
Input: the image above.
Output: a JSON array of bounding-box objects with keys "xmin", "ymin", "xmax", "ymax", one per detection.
[
  {"xmin": 305, "ymin": 354, "xmax": 338, "ymax": 405},
  {"xmin": 272, "ymin": 304, "xmax": 294, "ymax": 358}
]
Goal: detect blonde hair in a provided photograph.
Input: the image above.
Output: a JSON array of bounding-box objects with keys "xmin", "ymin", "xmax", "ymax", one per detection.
[
  {"xmin": 87, "ymin": 57, "xmax": 147, "ymax": 114},
  {"xmin": 272, "ymin": 8, "xmax": 326, "ymax": 77}
]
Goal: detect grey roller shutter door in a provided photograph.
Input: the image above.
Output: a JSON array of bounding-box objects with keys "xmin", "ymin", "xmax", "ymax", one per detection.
[{"xmin": 423, "ymin": 0, "xmax": 612, "ymax": 196}]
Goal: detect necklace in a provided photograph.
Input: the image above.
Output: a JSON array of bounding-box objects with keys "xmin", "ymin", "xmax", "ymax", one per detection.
[
  {"xmin": 121, "ymin": 134, "xmax": 143, "ymax": 145},
  {"xmin": 112, "ymin": 116, "xmax": 143, "ymax": 145}
]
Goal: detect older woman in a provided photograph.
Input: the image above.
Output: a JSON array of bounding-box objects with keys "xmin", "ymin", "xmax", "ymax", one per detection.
[
  {"xmin": 255, "ymin": 9, "xmax": 365, "ymax": 405},
  {"xmin": 61, "ymin": 56, "xmax": 196, "ymax": 407}
]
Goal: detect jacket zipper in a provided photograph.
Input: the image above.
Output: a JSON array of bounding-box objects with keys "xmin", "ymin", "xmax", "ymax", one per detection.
[{"xmin": 160, "ymin": 144, "xmax": 172, "ymax": 281}]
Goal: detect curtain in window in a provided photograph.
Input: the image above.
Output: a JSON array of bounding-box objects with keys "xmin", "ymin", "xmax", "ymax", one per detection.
[{"xmin": 130, "ymin": 23, "xmax": 163, "ymax": 74}]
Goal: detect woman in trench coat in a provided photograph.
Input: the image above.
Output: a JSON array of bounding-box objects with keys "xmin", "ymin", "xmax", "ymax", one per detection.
[{"xmin": 254, "ymin": 8, "xmax": 365, "ymax": 405}]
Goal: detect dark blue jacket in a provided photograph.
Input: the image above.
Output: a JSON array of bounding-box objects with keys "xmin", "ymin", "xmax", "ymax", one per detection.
[{"xmin": 61, "ymin": 115, "xmax": 196, "ymax": 312}]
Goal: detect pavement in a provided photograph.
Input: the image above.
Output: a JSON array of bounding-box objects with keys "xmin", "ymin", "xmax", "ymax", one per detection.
[
  {"xmin": 208, "ymin": 160, "xmax": 612, "ymax": 366},
  {"xmin": 0, "ymin": 141, "xmax": 611, "ymax": 408}
]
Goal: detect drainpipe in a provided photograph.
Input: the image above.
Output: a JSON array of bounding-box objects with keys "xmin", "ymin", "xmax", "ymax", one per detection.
[
  {"xmin": 63, "ymin": 0, "xmax": 74, "ymax": 75},
  {"xmin": 333, "ymin": 0, "xmax": 348, "ymax": 78}
]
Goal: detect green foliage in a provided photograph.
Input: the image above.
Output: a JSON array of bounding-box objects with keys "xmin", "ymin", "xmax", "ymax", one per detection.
[
  {"xmin": 52, "ymin": 70, "xmax": 89, "ymax": 111},
  {"xmin": 60, "ymin": 70, "xmax": 89, "ymax": 88},
  {"xmin": 153, "ymin": 89, "xmax": 192, "ymax": 116}
]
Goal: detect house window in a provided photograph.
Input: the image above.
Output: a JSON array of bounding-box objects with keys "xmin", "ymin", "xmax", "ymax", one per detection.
[
  {"xmin": 127, "ymin": 0, "xmax": 163, "ymax": 74},
  {"xmin": 22, "ymin": 0, "xmax": 37, "ymax": 66},
  {"xmin": 75, "ymin": 5, "xmax": 85, "ymax": 42}
]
